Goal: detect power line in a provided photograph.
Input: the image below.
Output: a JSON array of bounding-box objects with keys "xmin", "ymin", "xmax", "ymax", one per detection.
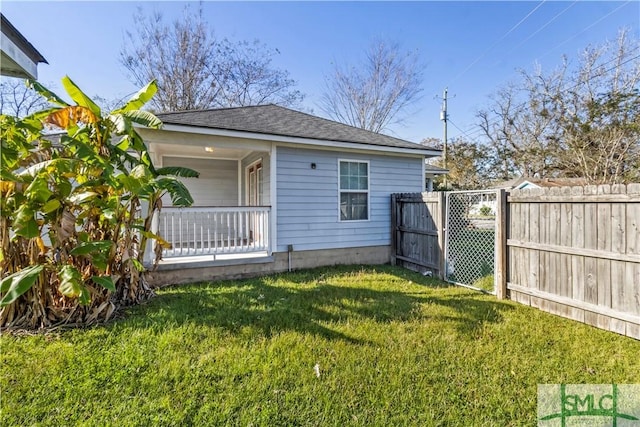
[
  {"xmin": 501, "ymin": 0, "xmax": 579, "ymax": 59},
  {"xmin": 450, "ymin": 1, "xmax": 547, "ymax": 85},
  {"xmin": 538, "ymin": 1, "xmax": 633, "ymax": 61},
  {"xmin": 449, "ymin": 119, "xmax": 487, "ymax": 145}
]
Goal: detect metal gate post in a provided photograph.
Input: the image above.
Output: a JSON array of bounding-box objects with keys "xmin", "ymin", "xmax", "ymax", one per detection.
[
  {"xmin": 437, "ymin": 191, "xmax": 447, "ymax": 280},
  {"xmin": 495, "ymin": 189, "xmax": 508, "ymax": 299},
  {"xmin": 443, "ymin": 191, "xmax": 451, "ymax": 282}
]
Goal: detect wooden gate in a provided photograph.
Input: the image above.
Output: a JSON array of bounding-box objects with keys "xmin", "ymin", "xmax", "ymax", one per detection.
[{"xmin": 390, "ymin": 192, "xmax": 445, "ymax": 278}]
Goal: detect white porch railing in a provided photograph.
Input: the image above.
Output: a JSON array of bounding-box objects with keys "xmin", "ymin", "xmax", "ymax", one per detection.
[{"xmin": 155, "ymin": 206, "xmax": 270, "ymax": 258}]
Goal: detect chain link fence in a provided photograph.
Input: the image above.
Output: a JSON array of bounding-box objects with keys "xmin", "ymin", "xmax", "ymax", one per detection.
[{"xmin": 445, "ymin": 191, "xmax": 497, "ymax": 293}]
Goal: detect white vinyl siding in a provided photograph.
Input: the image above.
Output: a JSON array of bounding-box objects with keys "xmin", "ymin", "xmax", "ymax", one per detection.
[
  {"xmin": 162, "ymin": 156, "xmax": 238, "ymax": 206},
  {"xmin": 276, "ymin": 147, "xmax": 423, "ymax": 252}
]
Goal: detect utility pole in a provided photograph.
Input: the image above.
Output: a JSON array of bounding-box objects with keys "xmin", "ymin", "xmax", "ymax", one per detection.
[{"xmin": 440, "ymin": 88, "xmax": 448, "ymax": 189}]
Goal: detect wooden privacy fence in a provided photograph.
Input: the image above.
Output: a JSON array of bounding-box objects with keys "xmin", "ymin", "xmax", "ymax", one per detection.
[
  {"xmin": 391, "ymin": 184, "xmax": 640, "ymax": 340},
  {"xmin": 506, "ymin": 184, "xmax": 640, "ymax": 339}
]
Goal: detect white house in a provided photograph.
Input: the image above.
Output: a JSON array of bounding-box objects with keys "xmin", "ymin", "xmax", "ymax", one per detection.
[
  {"xmin": 493, "ymin": 177, "xmax": 588, "ymax": 190},
  {"xmin": 1, "ymin": 13, "xmax": 47, "ymax": 80},
  {"xmin": 141, "ymin": 105, "xmax": 440, "ymax": 285}
]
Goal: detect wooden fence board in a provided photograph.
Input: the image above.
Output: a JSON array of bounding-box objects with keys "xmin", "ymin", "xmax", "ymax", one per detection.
[
  {"xmin": 391, "ymin": 193, "xmax": 442, "ymax": 277},
  {"xmin": 392, "ymin": 186, "xmax": 639, "ymax": 340},
  {"xmin": 571, "ymin": 186, "xmax": 585, "ymax": 303}
]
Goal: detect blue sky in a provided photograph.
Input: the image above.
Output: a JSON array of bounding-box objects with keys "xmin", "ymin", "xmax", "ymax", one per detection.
[{"xmin": 2, "ymin": 1, "xmax": 638, "ymax": 143}]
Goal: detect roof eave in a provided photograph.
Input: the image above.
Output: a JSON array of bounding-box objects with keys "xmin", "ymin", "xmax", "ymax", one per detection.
[
  {"xmin": 1, "ymin": 14, "xmax": 48, "ymax": 80},
  {"xmin": 149, "ymin": 123, "xmax": 442, "ymax": 157}
]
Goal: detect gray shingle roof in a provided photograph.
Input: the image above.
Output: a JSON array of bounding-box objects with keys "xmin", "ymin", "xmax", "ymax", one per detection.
[{"xmin": 156, "ymin": 104, "xmax": 438, "ymax": 153}]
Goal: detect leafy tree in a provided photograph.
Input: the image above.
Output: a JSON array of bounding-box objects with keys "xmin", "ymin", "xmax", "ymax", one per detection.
[
  {"xmin": 477, "ymin": 29, "xmax": 639, "ymax": 184},
  {"xmin": 0, "ymin": 77, "xmax": 197, "ymax": 329},
  {"xmin": 320, "ymin": 39, "xmax": 423, "ymax": 133},
  {"xmin": 426, "ymin": 138, "xmax": 491, "ymax": 190},
  {"xmin": 120, "ymin": 5, "xmax": 303, "ymax": 112}
]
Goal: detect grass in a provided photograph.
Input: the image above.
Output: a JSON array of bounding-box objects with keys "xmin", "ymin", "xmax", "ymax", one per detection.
[
  {"xmin": 2, "ymin": 265, "xmax": 639, "ymax": 426},
  {"xmin": 472, "ymin": 274, "xmax": 495, "ymax": 293}
]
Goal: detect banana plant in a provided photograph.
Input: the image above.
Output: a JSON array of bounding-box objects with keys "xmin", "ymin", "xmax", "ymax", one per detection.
[{"xmin": 0, "ymin": 77, "xmax": 198, "ymax": 328}]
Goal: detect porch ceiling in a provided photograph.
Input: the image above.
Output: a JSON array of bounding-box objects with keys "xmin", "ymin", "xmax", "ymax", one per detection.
[{"xmin": 152, "ymin": 142, "xmax": 252, "ymax": 160}]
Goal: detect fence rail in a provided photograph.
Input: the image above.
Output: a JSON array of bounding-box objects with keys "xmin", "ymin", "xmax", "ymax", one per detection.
[
  {"xmin": 155, "ymin": 206, "xmax": 270, "ymax": 258},
  {"xmin": 391, "ymin": 184, "xmax": 640, "ymax": 340}
]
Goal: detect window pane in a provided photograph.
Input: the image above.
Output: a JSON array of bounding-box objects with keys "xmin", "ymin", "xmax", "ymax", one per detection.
[
  {"xmin": 340, "ymin": 176, "xmax": 348, "ymax": 189},
  {"xmin": 340, "ymin": 162, "xmax": 349, "ymax": 175},
  {"xmin": 349, "ymin": 176, "xmax": 359, "ymax": 189},
  {"xmin": 340, "ymin": 162, "xmax": 368, "ymax": 183},
  {"xmin": 358, "ymin": 177, "xmax": 367, "ymax": 190},
  {"xmin": 340, "ymin": 192, "xmax": 368, "ymax": 220}
]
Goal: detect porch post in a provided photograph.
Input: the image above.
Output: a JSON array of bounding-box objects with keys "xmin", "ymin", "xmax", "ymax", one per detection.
[
  {"xmin": 269, "ymin": 144, "xmax": 277, "ymax": 255},
  {"xmin": 142, "ymin": 201, "xmax": 158, "ymax": 266}
]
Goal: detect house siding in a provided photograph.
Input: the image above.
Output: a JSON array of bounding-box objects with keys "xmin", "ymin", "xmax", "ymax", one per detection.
[
  {"xmin": 276, "ymin": 146, "xmax": 423, "ymax": 252},
  {"xmin": 162, "ymin": 156, "xmax": 238, "ymax": 206}
]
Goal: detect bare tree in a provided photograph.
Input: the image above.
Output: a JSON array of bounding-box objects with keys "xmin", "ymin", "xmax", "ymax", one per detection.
[
  {"xmin": 0, "ymin": 78, "xmax": 50, "ymax": 117},
  {"xmin": 120, "ymin": 5, "xmax": 303, "ymax": 112},
  {"xmin": 212, "ymin": 39, "xmax": 303, "ymax": 108},
  {"xmin": 320, "ymin": 40, "xmax": 423, "ymax": 133},
  {"xmin": 477, "ymin": 28, "xmax": 639, "ymax": 184}
]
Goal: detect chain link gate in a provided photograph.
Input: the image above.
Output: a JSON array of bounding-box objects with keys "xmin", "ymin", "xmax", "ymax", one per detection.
[{"xmin": 444, "ymin": 190, "xmax": 498, "ymax": 293}]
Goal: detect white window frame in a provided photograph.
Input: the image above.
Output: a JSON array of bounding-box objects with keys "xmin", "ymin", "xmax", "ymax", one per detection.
[
  {"xmin": 245, "ymin": 158, "xmax": 263, "ymax": 206},
  {"xmin": 337, "ymin": 159, "xmax": 370, "ymax": 222}
]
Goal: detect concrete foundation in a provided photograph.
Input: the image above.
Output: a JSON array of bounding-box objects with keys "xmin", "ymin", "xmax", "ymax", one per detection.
[{"xmin": 146, "ymin": 245, "xmax": 391, "ymax": 287}]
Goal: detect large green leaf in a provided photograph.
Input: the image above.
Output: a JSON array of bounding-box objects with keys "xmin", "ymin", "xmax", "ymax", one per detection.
[
  {"xmin": 13, "ymin": 205, "xmax": 39, "ymax": 238},
  {"xmin": 130, "ymin": 259, "xmax": 145, "ymax": 272},
  {"xmin": 115, "ymin": 80, "xmax": 158, "ymax": 112},
  {"xmin": 18, "ymin": 158, "xmax": 79, "ymax": 178},
  {"xmin": 119, "ymin": 110, "xmax": 162, "ymax": 129},
  {"xmin": 61, "ymin": 76, "xmax": 101, "ymax": 116},
  {"xmin": 26, "ymin": 80, "xmax": 69, "ymax": 107},
  {"xmin": 58, "ymin": 265, "xmax": 90, "ymax": 305},
  {"xmin": 114, "ymin": 136, "xmax": 130, "ymax": 152},
  {"xmin": 130, "ymin": 164, "xmax": 152, "ymax": 180},
  {"xmin": 155, "ymin": 166, "xmax": 200, "ymax": 178},
  {"xmin": 26, "ymin": 176, "xmax": 52, "ymax": 203},
  {"xmin": 108, "ymin": 113, "xmax": 131, "ymax": 134},
  {"xmin": 69, "ymin": 240, "xmax": 113, "ymax": 256},
  {"xmin": 42, "ymin": 199, "xmax": 61, "ymax": 214},
  {"xmin": 154, "ymin": 177, "xmax": 194, "ymax": 207},
  {"xmin": 68, "ymin": 191, "xmax": 98, "ymax": 205},
  {"xmin": 115, "ymin": 173, "xmax": 143, "ymax": 194},
  {"xmin": 91, "ymin": 275, "xmax": 116, "ymax": 292},
  {"xmin": 0, "ymin": 265, "xmax": 44, "ymax": 307}
]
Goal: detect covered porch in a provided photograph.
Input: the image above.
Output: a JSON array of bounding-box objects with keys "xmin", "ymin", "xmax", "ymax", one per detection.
[{"xmin": 139, "ymin": 127, "xmax": 275, "ymax": 266}]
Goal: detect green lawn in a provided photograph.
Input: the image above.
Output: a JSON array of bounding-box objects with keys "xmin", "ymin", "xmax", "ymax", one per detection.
[{"xmin": 2, "ymin": 265, "xmax": 639, "ymax": 426}]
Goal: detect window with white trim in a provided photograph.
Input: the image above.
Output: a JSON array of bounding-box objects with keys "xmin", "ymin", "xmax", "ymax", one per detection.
[
  {"xmin": 339, "ymin": 160, "xmax": 369, "ymax": 221},
  {"xmin": 246, "ymin": 160, "xmax": 263, "ymax": 206}
]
